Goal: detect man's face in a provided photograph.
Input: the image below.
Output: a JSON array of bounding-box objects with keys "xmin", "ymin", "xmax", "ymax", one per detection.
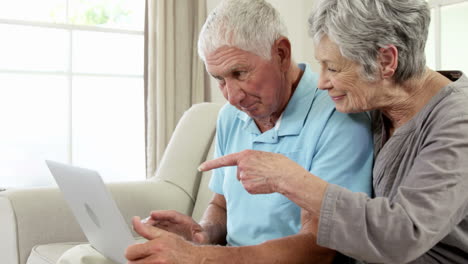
[{"xmin": 205, "ymin": 46, "xmax": 288, "ymax": 121}]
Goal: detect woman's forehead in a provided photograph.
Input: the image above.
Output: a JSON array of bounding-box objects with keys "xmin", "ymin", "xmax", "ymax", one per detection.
[{"xmin": 315, "ymin": 36, "xmax": 342, "ymax": 62}]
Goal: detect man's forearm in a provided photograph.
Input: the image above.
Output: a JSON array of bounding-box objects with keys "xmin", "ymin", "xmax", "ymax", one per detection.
[
  {"xmin": 198, "ymin": 194, "xmax": 228, "ymax": 245},
  {"xmin": 195, "ymin": 192, "xmax": 334, "ymax": 263},
  {"xmin": 199, "ymin": 218, "xmax": 227, "ymax": 245},
  {"xmin": 195, "ymin": 233, "xmax": 336, "ymax": 264}
]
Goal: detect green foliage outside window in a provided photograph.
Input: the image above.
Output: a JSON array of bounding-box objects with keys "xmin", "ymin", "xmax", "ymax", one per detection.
[{"xmin": 50, "ymin": 0, "xmax": 132, "ymax": 27}]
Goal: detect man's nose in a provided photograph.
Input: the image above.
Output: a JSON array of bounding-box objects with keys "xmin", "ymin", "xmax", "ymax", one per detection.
[{"xmin": 225, "ymin": 80, "xmax": 246, "ymax": 106}]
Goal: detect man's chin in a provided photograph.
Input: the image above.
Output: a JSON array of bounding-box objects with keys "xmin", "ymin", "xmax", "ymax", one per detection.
[{"xmin": 239, "ymin": 106, "xmax": 258, "ymax": 115}]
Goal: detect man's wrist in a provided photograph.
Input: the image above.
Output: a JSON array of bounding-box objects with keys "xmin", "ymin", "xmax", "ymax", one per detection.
[
  {"xmin": 192, "ymin": 230, "xmax": 210, "ymax": 244},
  {"xmin": 194, "ymin": 244, "xmax": 246, "ymax": 264},
  {"xmin": 198, "ymin": 221, "xmax": 223, "ymax": 245}
]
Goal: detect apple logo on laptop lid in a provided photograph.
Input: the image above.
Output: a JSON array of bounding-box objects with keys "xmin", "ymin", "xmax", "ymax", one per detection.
[{"xmin": 85, "ymin": 203, "xmax": 101, "ymax": 229}]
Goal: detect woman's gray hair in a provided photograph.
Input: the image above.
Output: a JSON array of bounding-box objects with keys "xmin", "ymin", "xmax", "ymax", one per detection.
[
  {"xmin": 308, "ymin": 0, "xmax": 430, "ymax": 83},
  {"xmin": 198, "ymin": 0, "xmax": 287, "ymax": 61}
]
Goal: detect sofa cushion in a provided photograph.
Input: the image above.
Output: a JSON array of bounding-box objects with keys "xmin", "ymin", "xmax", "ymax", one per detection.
[
  {"xmin": 29, "ymin": 238, "xmax": 148, "ymax": 264},
  {"xmin": 56, "ymin": 244, "xmax": 117, "ymax": 264},
  {"xmin": 27, "ymin": 243, "xmax": 81, "ymax": 264}
]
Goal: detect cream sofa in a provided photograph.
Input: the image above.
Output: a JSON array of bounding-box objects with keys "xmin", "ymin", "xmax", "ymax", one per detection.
[{"xmin": 0, "ymin": 102, "xmax": 223, "ymax": 264}]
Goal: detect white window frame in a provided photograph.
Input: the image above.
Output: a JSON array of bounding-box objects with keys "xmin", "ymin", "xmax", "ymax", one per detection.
[
  {"xmin": 0, "ymin": 9, "xmax": 144, "ymax": 166},
  {"xmin": 427, "ymin": 0, "xmax": 468, "ymax": 70}
]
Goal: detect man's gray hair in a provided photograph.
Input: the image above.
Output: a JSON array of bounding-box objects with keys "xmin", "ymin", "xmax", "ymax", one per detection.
[
  {"xmin": 198, "ymin": 0, "xmax": 287, "ymax": 61},
  {"xmin": 308, "ymin": 0, "xmax": 430, "ymax": 83}
]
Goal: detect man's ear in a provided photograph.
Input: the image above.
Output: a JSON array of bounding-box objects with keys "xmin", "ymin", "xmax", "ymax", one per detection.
[
  {"xmin": 378, "ymin": 45, "xmax": 398, "ymax": 79},
  {"xmin": 273, "ymin": 37, "xmax": 291, "ymax": 72}
]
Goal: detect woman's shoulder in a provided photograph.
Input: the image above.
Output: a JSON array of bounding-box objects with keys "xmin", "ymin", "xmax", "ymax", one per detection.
[
  {"xmin": 415, "ymin": 79, "xmax": 468, "ymax": 138},
  {"xmin": 436, "ymin": 75, "xmax": 468, "ymax": 117},
  {"xmin": 418, "ymin": 72, "xmax": 468, "ymax": 121}
]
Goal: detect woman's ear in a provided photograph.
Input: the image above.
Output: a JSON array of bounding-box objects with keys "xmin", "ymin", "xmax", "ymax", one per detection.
[
  {"xmin": 378, "ymin": 45, "xmax": 398, "ymax": 79},
  {"xmin": 273, "ymin": 37, "xmax": 292, "ymax": 72}
]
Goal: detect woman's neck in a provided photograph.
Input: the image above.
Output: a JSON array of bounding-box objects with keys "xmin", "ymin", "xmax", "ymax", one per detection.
[{"xmin": 382, "ymin": 69, "xmax": 451, "ymax": 135}]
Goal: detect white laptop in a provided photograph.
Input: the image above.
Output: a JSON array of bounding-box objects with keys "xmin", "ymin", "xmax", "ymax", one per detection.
[{"xmin": 46, "ymin": 160, "xmax": 136, "ymax": 264}]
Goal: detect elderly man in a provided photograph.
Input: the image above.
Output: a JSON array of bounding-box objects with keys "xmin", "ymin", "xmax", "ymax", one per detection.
[
  {"xmin": 123, "ymin": 0, "xmax": 373, "ymax": 263},
  {"xmin": 199, "ymin": 0, "xmax": 468, "ymax": 263}
]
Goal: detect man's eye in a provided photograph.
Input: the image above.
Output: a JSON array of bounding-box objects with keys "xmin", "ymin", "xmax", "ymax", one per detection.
[
  {"xmin": 233, "ymin": 71, "xmax": 246, "ymax": 79},
  {"xmin": 214, "ymin": 76, "xmax": 225, "ymax": 85},
  {"xmin": 328, "ymin": 68, "xmax": 337, "ymax": 73}
]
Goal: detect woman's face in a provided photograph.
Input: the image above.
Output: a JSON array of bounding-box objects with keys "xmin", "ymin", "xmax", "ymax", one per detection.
[{"xmin": 314, "ymin": 36, "xmax": 382, "ymax": 113}]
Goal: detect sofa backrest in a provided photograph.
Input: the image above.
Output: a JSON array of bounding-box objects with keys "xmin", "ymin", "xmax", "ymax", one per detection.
[{"xmin": 151, "ymin": 102, "xmax": 223, "ymax": 220}]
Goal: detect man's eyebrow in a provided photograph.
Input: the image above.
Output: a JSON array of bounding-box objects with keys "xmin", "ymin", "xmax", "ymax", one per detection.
[
  {"xmin": 211, "ymin": 74, "xmax": 223, "ymax": 80},
  {"xmin": 228, "ymin": 64, "xmax": 247, "ymax": 72}
]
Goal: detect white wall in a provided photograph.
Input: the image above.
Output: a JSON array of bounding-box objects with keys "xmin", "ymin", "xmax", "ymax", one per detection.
[{"xmin": 205, "ymin": 0, "xmax": 319, "ymax": 103}]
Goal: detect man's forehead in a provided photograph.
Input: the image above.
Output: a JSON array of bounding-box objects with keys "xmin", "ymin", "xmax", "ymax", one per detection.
[
  {"xmin": 205, "ymin": 49, "xmax": 256, "ymax": 75},
  {"xmin": 206, "ymin": 45, "xmax": 261, "ymax": 61}
]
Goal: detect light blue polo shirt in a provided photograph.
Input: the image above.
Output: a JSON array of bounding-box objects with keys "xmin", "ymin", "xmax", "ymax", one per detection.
[{"xmin": 209, "ymin": 63, "xmax": 373, "ymax": 247}]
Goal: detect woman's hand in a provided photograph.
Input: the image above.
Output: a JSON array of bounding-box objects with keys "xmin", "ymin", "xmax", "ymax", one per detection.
[{"xmin": 199, "ymin": 149, "xmax": 310, "ymax": 195}]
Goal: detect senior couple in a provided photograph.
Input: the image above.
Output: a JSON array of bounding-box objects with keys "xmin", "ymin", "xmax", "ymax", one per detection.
[{"xmin": 62, "ymin": 0, "xmax": 468, "ymax": 263}]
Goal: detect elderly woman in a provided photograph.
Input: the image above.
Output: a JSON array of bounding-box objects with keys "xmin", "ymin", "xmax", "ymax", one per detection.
[{"xmin": 200, "ymin": 0, "xmax": 468, "ymax": 263}]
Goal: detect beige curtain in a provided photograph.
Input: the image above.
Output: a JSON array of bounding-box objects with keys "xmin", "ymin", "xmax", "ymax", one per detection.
[{"xmin": 145, "ymin": 0, "xmax": 207, "ymax": 178}]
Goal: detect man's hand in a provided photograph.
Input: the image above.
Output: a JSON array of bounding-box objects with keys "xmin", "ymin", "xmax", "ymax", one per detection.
[
  {"xmin": 143, "ymin": 210, "xmax": 208, "ymax": 244},
  {"xmin": 126, "ymin": 216, "xmax": 202, "ymax": 264},
  {"xmin": 198, "ymin": 150, "xmax": 310, "ymax": 195}
]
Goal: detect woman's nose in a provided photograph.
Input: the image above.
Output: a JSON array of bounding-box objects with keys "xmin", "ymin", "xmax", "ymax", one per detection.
[{"xmin": 317, "ymin": 73, "xmax": 332, "ymax": 90}]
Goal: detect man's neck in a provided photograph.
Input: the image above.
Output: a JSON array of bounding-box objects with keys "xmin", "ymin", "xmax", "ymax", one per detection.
[
  {"xmin": 256, "ymin": 118, "xmax": 277, "ymax": 133},
  {"xmin": 290, "ymin": 64, "xmax": 304, "ymax": 92},
  {"xmin": 255, "ymin": 64, "xmax": 304, "ymax": 133}
]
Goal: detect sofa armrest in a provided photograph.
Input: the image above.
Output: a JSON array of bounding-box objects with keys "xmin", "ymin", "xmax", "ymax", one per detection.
[{"xmin": 0, "ymin": 180, "xmax": 193, "ymax": 264}]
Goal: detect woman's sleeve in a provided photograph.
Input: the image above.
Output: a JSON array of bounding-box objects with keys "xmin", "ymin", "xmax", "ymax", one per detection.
[{"xmin": 317, "ymin": 114, "xmax": 468, "ymax": 263}]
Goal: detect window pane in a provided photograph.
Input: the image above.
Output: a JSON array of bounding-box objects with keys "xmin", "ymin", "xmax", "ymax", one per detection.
[
  {"xmin": 68, "ymin": 0, "xmax": 144, "ymax": 30},
  {"xmin": 0, "ymin": 0, "xmax": 66, "ymax": 23},
  {"xmin": 425, "ymin": 8, "xmax": 436, "ymax": 70},
  {"xmin": 0, "ymin": 24, "xmax": 68, "ymax": 72},
  {"xmin": 0, "ymin": 73, "xmax": 69, "ymax": 188},
  {"xmin": 441, "ymin": 2, "xmax": 468, "ymax": 73},
  {"xmin": 72, "ymin": 31, "xmax": 143, "ymax": 75},
  {"xmin": 72, "ymin": 76, "xmax": 145, "ymax": 182}
]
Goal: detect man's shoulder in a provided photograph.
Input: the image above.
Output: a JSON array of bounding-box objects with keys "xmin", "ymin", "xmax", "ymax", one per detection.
[
  {"xmin": 307, "ymin": 89, "xmax": 338, "ymax": 117},
  {"xmin": 313, "ymin": 90, "xmax": 371, "ymax": 122},
  {"xmin": 218, "ymin": 103, "xmax": 238, "ymax": 119},
  {"xmin": 216, "ymin": 103, "xmax": 243, "ymax": 130},
  {"xmin": 308, "ymin": 94, "xmax": 371, "ymax": 134}
]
